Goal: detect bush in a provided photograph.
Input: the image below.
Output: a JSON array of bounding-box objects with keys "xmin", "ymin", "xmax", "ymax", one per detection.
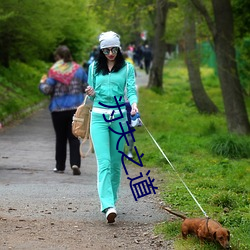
[
  {"xmin": 210, "ymin": 191, "xmax": 237, "ymax": 209},
  {"xmin": 210, "ymin": 135, "xmax": 250, "ymax": 159},
  {"xmin": 0, "ymin": 60, "xmax": 49, "ymax": 123}
]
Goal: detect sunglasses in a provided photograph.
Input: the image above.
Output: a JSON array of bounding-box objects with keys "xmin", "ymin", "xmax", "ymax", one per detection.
[{"xmin": 102, "ymin": 47, "xmax": 119, "ymax": 55}]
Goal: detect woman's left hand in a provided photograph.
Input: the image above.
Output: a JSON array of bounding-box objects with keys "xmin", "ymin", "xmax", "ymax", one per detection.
[{"xmin": 131, "ymin": 103, "xmax": 138, "ymax": 116}]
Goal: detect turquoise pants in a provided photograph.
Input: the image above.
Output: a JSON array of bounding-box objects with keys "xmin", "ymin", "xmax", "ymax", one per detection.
[{"xmin": 90, "ymin": 111, "xmax": 127, "ymax": 212}]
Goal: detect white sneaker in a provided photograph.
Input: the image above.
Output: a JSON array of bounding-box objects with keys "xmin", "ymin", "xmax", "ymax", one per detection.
[
  {"xmin": 105, "ymin": 207, "xmax": 117, "ymax": 223},
  {"xmin": 127, "ymin": 151, "xmax": 133, "ymax": 158},
  {"xmin": 53, "ymin": 168, "xmax": 64, "ymax": 173}
]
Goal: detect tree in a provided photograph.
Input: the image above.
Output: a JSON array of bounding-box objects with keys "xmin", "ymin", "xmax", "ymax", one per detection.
[
  {"xmin": 184, "ymin": 1, "xmax": 218, "ymax": 114},
  {"xmin": 148, "ymin": 0, "xmax": 177, "ymax": 89},
  {"xmin": 191, "ymin": 0, "xmax": 250, "ymax": 134},
  {"xmin": 91, "ymin": 0, "xmax": 155, "ymax": 48},
  {"xmin": 232, "ymin": 0, "xmax": 250, "ymax": 40},
  {"xmin": 0, "ymin": 0, "xmax": 98, "ymax": 66},
  {"xmin": 232, "ymin": 0, "xmax": 250, "ymax": 96}
]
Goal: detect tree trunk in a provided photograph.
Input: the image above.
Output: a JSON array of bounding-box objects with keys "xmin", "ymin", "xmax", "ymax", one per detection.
[
  {"xmin": 147, "ymin": 0, "xmax": 169, "ymax": 89},
  {"xmin": 184, "ymin": 4, "xmax": 218, "ymax": 114},
  {"xmin": 191, "ymin": 0, "xmax": 250, "ymax": 134},
  {"xmin": 212, "ymin": 0, "xmax": 250, "ymax": 134}
]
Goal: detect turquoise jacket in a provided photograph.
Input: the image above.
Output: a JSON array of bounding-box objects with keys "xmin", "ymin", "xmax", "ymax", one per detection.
[{"xmin": 87, "ymin": 62, "xmax": 138, "ymax": 109}]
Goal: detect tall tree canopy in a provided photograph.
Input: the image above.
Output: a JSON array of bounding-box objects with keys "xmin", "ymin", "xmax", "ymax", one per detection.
[
  {"xmin": 0, "ymin": 0, "xmax": 98, "ymax": 67},
  {"xmin": 91, "ymin": 0, "xmax": 155, "ymax": 47}
]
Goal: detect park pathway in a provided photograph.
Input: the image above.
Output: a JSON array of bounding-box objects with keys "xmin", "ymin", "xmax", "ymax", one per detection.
[{"xmin": 0, "ymin": 69, "xmax": 173, "ymax": 250}]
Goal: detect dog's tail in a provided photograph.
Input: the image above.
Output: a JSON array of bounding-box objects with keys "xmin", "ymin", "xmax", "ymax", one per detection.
[{"xmin": 161, "ymin": 206, "xmax": 187, "ymax": 220}]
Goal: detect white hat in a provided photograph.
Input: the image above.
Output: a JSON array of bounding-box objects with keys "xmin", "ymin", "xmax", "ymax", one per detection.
[{"xmin": 99, "ymin": 31, "xmax": 121, "ymax": 49}]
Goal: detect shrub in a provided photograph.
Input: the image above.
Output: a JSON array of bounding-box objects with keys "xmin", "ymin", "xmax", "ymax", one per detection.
[
  {"xmin": 210, "ymin": 191, "xmax": 237, "ymax": 209},
  {"xmin": 210, "ymin": 135, "xmax": 250, "ymax": 159}
]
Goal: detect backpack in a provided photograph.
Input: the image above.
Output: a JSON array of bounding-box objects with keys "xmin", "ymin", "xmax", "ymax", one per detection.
[{"xmin": 72, "ymin": 95, "xmax": 93, "ymax": 158}]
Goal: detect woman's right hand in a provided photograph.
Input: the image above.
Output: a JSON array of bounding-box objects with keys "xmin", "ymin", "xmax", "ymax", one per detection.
[
  {"xmin": 85, "ymin": 86, "xmax": 95, "ymax": 97},
  {"xmin": 131, "ymin": 103, "xmax": 138, "ymax": 116}
]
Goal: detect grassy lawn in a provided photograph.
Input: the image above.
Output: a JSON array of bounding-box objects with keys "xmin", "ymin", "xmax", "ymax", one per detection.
[{"xmin": 133, "ymin": 58, "xmax": 250, "ymax": 250}]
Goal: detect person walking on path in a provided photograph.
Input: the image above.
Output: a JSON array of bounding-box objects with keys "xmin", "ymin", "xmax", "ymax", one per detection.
[
  {"xmin": 85, "ymin": 31, "xmax": 138, "ymax": 223},
  {"xmin": 143, "ymin": 44, "xmax": 153, "ymax": 75},
  {"xmin": 39, "ymin": 45, "xmax": 88, "ymax": 176}
]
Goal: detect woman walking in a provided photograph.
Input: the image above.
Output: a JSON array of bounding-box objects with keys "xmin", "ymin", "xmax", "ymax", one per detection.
[
  {"xmin": 39, "ymin": 45, "xmax": 88, "ymax": 175},
  {"xmin": 85, "ymin": 31, "xmax": 138, "ymax": 223}
]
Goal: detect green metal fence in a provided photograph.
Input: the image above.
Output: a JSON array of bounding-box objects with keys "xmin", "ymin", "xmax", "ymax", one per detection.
[{"xmin": 198, "ymin": 39, "xmax": 250, "ymax": 95}]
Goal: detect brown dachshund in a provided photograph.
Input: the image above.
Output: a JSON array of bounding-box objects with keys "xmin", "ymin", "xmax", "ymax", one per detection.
[{"xmin": 162, "ymin": 207, "xmax": 231, "ymax": 249}]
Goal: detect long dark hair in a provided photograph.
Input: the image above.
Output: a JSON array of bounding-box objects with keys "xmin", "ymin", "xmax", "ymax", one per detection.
[{"xmin": 95, "ymin": 48, "xmax": 126, "ymax": 75}]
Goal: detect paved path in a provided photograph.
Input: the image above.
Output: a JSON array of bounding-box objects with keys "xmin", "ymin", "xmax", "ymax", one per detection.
[
  {"xmin": 135, "ymin": 68, "xmax": 149, "ymax": 88},
  {"xmin": 0, "ymin": 71, "xmax": 172, "ymax": 249}
]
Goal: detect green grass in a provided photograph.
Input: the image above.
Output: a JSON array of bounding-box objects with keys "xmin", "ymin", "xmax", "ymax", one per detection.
[
  {"xmin": 0, "ymin": 60, "xmax": 50, "ymax": 123},
  {"xmin": 133, "ymin": 59, "xmax": 250, "ymax": 250}
]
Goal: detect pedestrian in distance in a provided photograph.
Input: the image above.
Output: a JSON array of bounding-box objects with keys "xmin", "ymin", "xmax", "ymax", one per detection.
[
  {"xmin": 84, "ymin": 46, "xmax": 100, "ymax": 73},
  {"xmin": 39, "ymin": 45, "xmax": 88, "ymax": 176},
  {"xmin": 85, "ymin": 31, "xmax": 139, "ymax": 223},
  {"xmin": 134, "ymin": 44, "xmax": 144, "ymax": 69},
  {"xmin": 143, "ymin": 44, "xmax": 153, "ymax": 74}
]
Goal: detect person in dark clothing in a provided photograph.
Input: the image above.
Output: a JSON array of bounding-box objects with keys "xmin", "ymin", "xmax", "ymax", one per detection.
[
  {"xmin": 134, "ymin": 45, "xmax": 144, "ymax": 69},
  {"xmin": 87, "ymin": 46, "xmax": 99, "ymax": 67},
  {"xmin": 143, "ymin": 44, "xmax": 152, "ymax": 74},
  {"xmin": 39, "ymin": 45, "xmax": 88, "ymax": 175}
]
